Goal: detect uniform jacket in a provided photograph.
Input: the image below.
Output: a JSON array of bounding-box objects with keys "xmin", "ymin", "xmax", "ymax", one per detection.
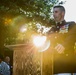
[{"xmin": 48, "ymin": 20, "xmax": 76, "ymax": 74}]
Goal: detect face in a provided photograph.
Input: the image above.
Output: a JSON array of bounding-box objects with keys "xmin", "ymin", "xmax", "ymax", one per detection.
[
  {"xmin": 53, "ymin": 8, "xmax": 64, "ymax": 22},
  {"xmin": 5, "ymin": 56, "xmax": 10, "ymax": 63}
]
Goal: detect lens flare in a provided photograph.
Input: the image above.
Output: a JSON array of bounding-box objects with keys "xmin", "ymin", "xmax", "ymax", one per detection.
[
  {"xmin": 33, "ymin": 35, "xmax": 47, "ymax": 47},
  {"xmin": 33, "ymin": 35, "xmax": 51, "ymax": 52}
]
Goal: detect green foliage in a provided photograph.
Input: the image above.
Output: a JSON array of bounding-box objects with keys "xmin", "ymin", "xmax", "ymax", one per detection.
[
  {"xmin": 0, "ymin": 0, "xmax": 60, "ymax": 20},
  {"xmin": 0, "ymin": 0, "xmax": 64, "ymax": 46}
]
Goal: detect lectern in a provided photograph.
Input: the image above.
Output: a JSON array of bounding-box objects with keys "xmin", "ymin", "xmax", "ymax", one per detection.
[{"xmin": 6, "ymin": 43, "xmax": 53, "ymax": 75}]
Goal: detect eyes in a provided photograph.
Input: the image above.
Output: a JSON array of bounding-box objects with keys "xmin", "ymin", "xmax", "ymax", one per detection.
[{"xmin": 53, "ymin": 10, "xmax": 58, "ymax": 13}]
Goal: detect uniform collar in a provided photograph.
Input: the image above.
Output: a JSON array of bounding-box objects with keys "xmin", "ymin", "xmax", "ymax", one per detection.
[{"xmin": 56, "ymin": 20, "xmax": 66, "ymax": 26}]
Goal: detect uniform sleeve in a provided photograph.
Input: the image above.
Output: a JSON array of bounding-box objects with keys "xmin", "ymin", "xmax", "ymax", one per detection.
[{"xmin": 62, "ymin": 23, "xmax": 76, "ymax": 51}]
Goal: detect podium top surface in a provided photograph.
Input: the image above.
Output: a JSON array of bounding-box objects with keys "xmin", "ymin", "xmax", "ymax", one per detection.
[{"xmin": 5, "ymin": 43, "xmax": 33, "ymax": 50}]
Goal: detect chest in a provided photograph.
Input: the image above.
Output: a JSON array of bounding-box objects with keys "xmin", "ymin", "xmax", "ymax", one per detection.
[{"xmin": 50, "ymin": 24, "xmax": 70, "ymax": 43}]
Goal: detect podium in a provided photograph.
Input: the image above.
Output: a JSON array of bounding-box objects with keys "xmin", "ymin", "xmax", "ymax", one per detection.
[{"xmin": 6, "ymin": 43, "xmax": 53, "ymax": 75}]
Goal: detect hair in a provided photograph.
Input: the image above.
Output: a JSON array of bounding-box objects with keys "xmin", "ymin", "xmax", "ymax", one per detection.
[{"xmin": 53, "ymin": 5, "xmax": 65, "ymax": 13}]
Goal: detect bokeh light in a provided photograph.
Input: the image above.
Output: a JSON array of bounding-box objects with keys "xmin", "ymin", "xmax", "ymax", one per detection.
[
  {"xmin": 33, "ymin": 35, "xmax": 47, "ymax": 47},
  {"xmin": 32, "ymin": 35, "xmax": 51, "ymax": 52}
]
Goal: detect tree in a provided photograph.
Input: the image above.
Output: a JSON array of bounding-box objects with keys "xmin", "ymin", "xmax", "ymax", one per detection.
[{"xmin": 0, "ymin": 0, "xmax": 64, "ymax": 52}]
